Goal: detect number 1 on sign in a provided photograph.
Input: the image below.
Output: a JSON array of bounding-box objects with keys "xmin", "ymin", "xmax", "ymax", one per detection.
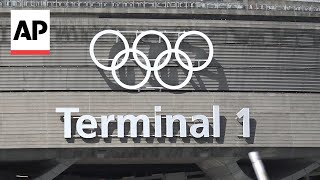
[{"xmin": 237, "ymin": 108, "xmax": 250, "ymax": 138}]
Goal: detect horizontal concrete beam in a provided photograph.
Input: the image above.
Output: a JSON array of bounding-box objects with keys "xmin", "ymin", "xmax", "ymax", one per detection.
[
  {"xmin": 1, "ymin": 148, "xmax": 320, "ymax": 162},
  {"xmin": 0, "ymin": 6, "xmax": 319, "ymax": 18}
]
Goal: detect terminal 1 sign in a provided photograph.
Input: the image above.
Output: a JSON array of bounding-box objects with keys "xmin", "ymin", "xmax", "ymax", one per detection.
[
  {"xmin": 57, "ymin": 31, "xmax": 251, "ymax": 141},
  {"xmin": 56, "ymin": 106, "xmax": 251, "ymax": 140}
]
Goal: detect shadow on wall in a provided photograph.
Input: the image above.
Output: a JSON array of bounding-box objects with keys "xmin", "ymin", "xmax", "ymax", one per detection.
[
  {"xmin": 97, "ymin": 41, "xmax": 229, "ymax": 91},
  {"xmin": 246, "ymin": 118, "xmax": 257, "ymax": 144}
]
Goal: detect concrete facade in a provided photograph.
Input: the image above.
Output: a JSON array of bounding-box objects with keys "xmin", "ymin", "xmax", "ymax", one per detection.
[
  {"xmin": 0, "ymin": 92, "xmax": 319, "ymax": 148},
  {"xmin": 1, "ymin": 18, "xmax": 320, "ymax": 92},
  {"xmin": 0, "ymin": 0, "xmax": 320, "ymax": 179}
]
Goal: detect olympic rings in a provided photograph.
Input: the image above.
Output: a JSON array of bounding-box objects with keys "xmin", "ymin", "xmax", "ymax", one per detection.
[{"xmin": 89, "ymin": 30, "xmax": 214, "ymax": 90}]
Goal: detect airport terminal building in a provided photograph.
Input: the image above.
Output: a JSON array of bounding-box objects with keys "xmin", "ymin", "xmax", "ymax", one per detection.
[{"xmin": 0, "ymin": 0, "xmax": 320, "ymax": 179}]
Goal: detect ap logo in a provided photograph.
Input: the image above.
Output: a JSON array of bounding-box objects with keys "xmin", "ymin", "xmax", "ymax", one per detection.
[{"xmin": 11, "ymin": 10, "xmax": 50, "ymax": 55}]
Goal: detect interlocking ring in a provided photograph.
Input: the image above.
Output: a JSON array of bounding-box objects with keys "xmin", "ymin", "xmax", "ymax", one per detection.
[{"xmin": 89, "ymin": 30, "xmax": 214, "ymax": 90}]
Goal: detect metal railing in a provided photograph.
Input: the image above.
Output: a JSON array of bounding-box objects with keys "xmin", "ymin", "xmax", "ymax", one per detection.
[{"xmin": 1, "ymin": 0, "xmax": 320, "ymax": 13}]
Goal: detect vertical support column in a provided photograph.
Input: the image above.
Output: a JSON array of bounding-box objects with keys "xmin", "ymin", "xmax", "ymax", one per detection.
[
  {"xmin": 34, "ymin": 159, "xmax": 78, "ymax": 180},
  {"xmin": 197, "ymin": 158, "xmax": 251, "ymax": 180}
]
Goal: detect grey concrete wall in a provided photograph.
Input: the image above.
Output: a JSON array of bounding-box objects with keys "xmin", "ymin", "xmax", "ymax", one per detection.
[
  {"xmin": 0, "ymin": 18, "xmax": 319, "ymax": 92},
  {"xmin": 0, "ymin": 91, "xmax": 319, "ymax": 149},
  {"xmin": 0, "ymin": 6, "xmax": 319, "ymax": 180}
]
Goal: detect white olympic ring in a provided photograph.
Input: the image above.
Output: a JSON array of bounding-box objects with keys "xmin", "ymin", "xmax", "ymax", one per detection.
[{"xmin": 89, "ymin": 30, "xmax": 214, "ymax": 90}]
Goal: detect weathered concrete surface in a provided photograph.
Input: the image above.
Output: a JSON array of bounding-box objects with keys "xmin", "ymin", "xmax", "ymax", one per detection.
[
  {"xmin": 197, "ymin": 158, "xmax": 251, "ymax": 180},
  {"xmin": 0, "ymin": 92, "xmax": 319, "ymax": 148},
  {"xmin": 1, "ymin": 147, "xmax": 320, "ymax": 162},
  {"xmin": 1, "ymin": 18, "xmax": 320, "ymax": 92},
  {"xmin": 0, "ymin": 148, "xmax": 320, "ymax": 179},
  {"xmin": 34, "ymin": 159, "xmax": 78, "ymax": 180},
  {"xmin": 0, "ymin": 0, "xmax": 320, "ymax": 18},
  {"xmin": 281, "ymin": 160, "xmax": 320, "ymax": 180},
  {"xmin": 0, "ymin": 7, "xmax": 319, "ymax": 17}
]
